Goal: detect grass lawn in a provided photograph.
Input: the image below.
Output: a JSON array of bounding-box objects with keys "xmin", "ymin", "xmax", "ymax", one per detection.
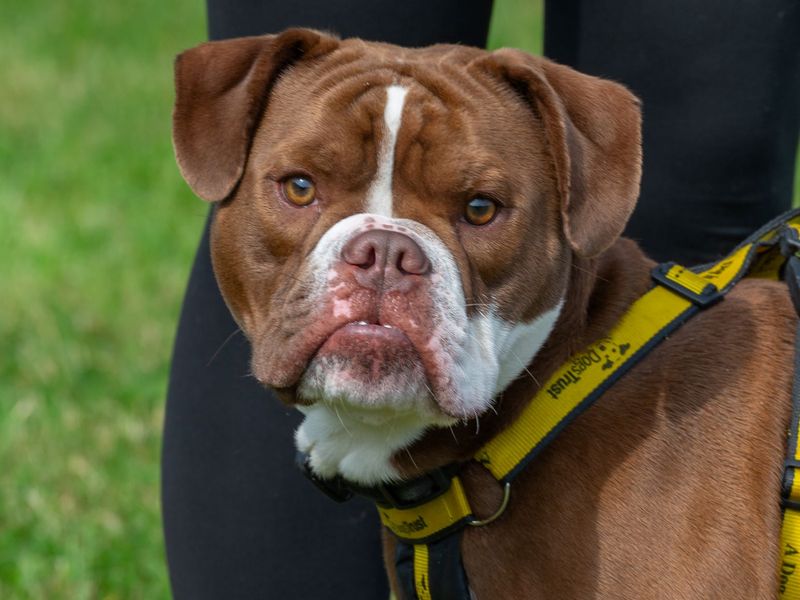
[
  {"xmin": 2, "ymin": 0, "xmax": 797, "ymax": 598},
  {"xmin": 0, "ymin": 1, "xmax": 541, "ymax": 597},
  {"xmin": 1, "ymin": 0, "xmax": 206, "ymax": 597}
]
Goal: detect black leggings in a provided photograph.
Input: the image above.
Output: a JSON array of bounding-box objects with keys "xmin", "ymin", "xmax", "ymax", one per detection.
[{"xmin": 162, "ymin": 2, "xmax": 799, "ymax": 598}]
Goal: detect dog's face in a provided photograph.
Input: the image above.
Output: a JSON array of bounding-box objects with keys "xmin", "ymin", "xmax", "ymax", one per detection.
[{"xmin": 173, "ymin": 30, "xmax": 641, "ymax": 484}]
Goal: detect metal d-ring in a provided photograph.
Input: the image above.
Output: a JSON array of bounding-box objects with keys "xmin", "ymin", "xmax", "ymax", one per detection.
[{"xmin": 467, "ymin": 482, "xmax": 511, "ymax": 527}]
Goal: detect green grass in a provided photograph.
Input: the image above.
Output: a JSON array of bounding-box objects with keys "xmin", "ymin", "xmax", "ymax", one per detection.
[
  {"xmin": 1, "ymin": 0, "xmax": 796, "ymax": 597},
  {"xmin": 0, "ymin": 0, "xmax": 206, "ymax": 597},
  {"xmin": 488, "ymin": 0, "xmax": 544, "ymax": 53}
]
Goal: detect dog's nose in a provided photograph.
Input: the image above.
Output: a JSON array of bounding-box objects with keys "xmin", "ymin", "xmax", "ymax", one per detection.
[{"xmin": 341, "ymin": 229, "xmax": 430, "ymax": 290}]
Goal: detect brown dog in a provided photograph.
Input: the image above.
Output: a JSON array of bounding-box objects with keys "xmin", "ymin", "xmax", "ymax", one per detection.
[{"xmin": 172, "ymin": 28, "xmax": 794, "ymax": 598}]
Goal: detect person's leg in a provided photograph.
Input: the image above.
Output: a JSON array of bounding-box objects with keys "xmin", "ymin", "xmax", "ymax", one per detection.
[
  {"xmin": 162, "ymin": 4, "xmax": 493, "ymax": 599},
  {"xmin": 207, "ymin": 0, "xmax": 493, "ymax": 46},
  {"xmin": 545, "ymin": 0, "xmax": 800, "ymax": 265}
]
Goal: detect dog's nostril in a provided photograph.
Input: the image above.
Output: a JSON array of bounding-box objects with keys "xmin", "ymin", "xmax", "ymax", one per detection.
[
  {"xmin": 341, "ymin": 229, "xmax": 430, "ymax": 278},
  {"xmin": 396, "ymin": 248, "xmax": 429, "ymax": 276},
  {"xmin": 342, "ymin": 240, "xmax": 377, "ymax": 270},
  {"xmin": 360, "ymin": 247, "xmax": 376, "ymax": 270}
]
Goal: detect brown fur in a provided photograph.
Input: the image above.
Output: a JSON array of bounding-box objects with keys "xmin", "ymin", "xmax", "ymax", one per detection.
[
  {"xmin": 389, "ymin": 241, "xmax": 794, "ymax": 599},
  {"xmin": 173, "ymin": 30, "xmax": 794, "ymax": 598}
]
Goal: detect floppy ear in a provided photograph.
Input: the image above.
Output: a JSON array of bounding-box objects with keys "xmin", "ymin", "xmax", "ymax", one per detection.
[
  {"xmin": 480, "ymin": 49, "xmax": 642, "ymax": 258},
  {"xmin": 172, "ymin": 29, "xmax": 340, "ymax": 202}
]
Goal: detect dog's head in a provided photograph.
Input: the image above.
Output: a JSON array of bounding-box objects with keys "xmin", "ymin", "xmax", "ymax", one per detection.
[{"xmin": 173, "ymin": 29, "xmax": 641, "ymax": 484}]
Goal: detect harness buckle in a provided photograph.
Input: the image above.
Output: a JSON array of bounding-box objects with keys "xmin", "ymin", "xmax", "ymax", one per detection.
[
  {"xmin": 777, "ymin": 227, "xmax": 800, "ymax": 317},
  {"xmin": 376, "ymin": 468, "xmax": 453, "ymax": 509},
  {"xmin": 651, "ymin": 262, "xmax": 722, "ymax": 307},
  {"xmin": 778, "ymin": 225, "xmax": 800, "ymax": 258}
]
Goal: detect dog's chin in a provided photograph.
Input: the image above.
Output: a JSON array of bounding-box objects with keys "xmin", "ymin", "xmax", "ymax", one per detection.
[
  {"xmin": 297, "ymin": 322, "xmax": 437, "ymax": 418},
  {"xmin": 294, "ymin": 323, "xmax": 456, "ymax": 483}
]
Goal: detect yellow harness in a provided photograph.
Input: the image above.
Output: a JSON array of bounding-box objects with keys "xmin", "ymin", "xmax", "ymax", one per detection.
[{"xmin": 301, "ymin": 209, "xmax": 800, "ymax": 599}]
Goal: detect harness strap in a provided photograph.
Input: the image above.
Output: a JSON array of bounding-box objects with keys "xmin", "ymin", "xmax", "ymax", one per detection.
[
  {"xmin": 779, "ymin": 236, "xmax": 800, "ymax": 599},
  {"xmin": 377, "ymin": 475, "xmax": 473, "ymax": 544},
  {"xmin": 395, "ymin": 534, "xmax": 470, "ymax": 600},
  {"xmin": 779, "ymin": 321, "xmax": 800, "ymax": 599}
]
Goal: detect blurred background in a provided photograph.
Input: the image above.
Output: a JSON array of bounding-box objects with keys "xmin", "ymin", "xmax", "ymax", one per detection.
[{"xmin": 0, "ymin": 0, "xmax": 544, "ymax": 597}]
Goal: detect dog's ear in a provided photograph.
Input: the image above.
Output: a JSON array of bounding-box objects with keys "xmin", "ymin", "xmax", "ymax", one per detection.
[
  {"xmin": 173, "ymin": 29, "xmax": 340, "ymax": 202},
  {"xmin": 477, "ymin": 49, "xmax": 642, "ymax": 258}
]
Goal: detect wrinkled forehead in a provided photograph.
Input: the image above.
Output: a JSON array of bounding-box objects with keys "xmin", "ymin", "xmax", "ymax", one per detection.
[{"xmin": 250, "ymin": 44, "xmax": 545, "ymax": 194}]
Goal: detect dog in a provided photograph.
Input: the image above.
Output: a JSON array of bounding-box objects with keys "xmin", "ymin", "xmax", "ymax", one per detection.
[{"xmin": 172, "ymin": 28, "xmax": 796, "ymax": 598}]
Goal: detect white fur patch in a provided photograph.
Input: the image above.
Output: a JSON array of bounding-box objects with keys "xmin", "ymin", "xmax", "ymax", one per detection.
[
  {"xmin": 466, "ymin": 300, "xmax": 565, "ymax": 407},
  {"xmin": 295, "ymin": 403, "xmax": 438, "ymax": 484},
  {"xmin": 364, "ymin": 86, "xmax": 408, "ymax": 217},
  {"xmin": 424, "ymin": 300, "xmax": 565, "ymax": 420}
]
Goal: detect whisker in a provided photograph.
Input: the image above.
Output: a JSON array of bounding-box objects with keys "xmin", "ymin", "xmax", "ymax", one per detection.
[
  {"xmin": 332, "ymin": 404, "xmax": 352, "ymax": 437},
  {"xmin": 551, "ymin": 252, "xmax": 608, "ymax": 283},
  {"xmin": 280, "ymin": 272, "xmax": 311, "ymax": 286},
  {"xmin": 448, "ymin": 425, "xmax": 459, "ymax": 444},
  {"xmin": 422, "ymin": 381, "xmax": 437, "ymax": 404},
  {"xmin": 206, "ymin": 327, "xmax": 243, "ymax": 367},
  {"xmin": 507, "ymin": 347, "xmax": 541, "ymax": 387},
  {"xmin": 404, "ymin": 447, "xmax": 420, "ymax": 472}
]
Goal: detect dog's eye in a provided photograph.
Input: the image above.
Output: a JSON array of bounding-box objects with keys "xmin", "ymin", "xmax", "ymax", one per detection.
[
  {"xmin": 464, "ymin": 197, "xmax": 498, "ymax": 226},
  {"xmin": 283, "ymin": 177, "xmax": 316, "ymax": 206}
]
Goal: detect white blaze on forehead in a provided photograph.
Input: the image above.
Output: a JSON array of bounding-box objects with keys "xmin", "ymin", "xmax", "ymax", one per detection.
[{"xmin": 364, "ymin": 85, "xmax": 408, "ymax": 217}]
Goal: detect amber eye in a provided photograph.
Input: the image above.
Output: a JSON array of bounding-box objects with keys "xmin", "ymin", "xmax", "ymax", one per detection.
[
  {"xmin": 282, "ymin": 176, "xmax": 316, "ymax": 206},
  {"xmin": 464, "ymin": 197, "xmax": 498, "ymax": 225}
]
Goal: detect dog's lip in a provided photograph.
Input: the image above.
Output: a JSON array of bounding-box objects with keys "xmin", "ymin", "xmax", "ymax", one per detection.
[
  {"xmin": 325, "ymin": 320, "xmax": 413, "ymax": 345},
  {"xmin": 290, "ymin": 319, "xmax": 411, "ymax": 381}
]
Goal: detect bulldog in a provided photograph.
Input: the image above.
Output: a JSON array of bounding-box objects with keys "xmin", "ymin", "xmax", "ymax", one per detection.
[{"xmin": 172, "ymin": 29, "xmax": 795, "ymax": 598}]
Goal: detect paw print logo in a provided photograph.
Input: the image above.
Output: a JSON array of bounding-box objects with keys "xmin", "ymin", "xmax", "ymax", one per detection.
[
  {"xmin": 476, "ymin": 451, "xmax": 492, "ymax": 467},
  {"xmin": 598, "ymin": 339, "xmax": 631, "ymax": 371}
]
